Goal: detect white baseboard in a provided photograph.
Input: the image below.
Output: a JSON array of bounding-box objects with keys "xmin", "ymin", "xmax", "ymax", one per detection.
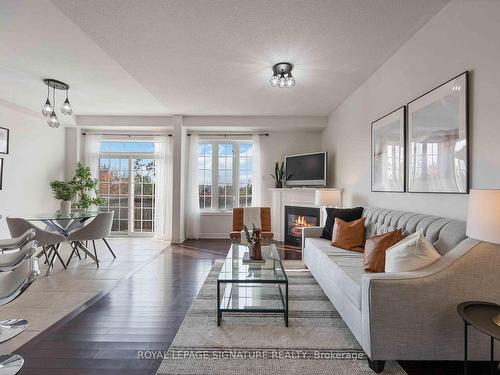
[{"xmin": 199, "ymin": 233, "xmax": 228, "ymax": 239}]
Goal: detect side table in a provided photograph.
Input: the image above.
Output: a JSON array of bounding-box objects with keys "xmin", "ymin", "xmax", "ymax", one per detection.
[{"xmin": 457, "ymin": 301, "xmax": 500, "ymax": 375}]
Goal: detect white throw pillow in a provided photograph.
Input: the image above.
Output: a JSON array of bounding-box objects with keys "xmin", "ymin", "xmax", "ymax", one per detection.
[{"xmin": 385, "ymin": 229, "xmax": 441, "ymax": 272}]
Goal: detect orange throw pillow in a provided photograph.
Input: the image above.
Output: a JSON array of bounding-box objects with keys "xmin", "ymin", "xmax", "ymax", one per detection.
[
  {"xmin": 331, "ymin": 217, "xmax": 366, "ymax": 252},
  {"xmin": 364, "ymin": 229, "xmax": 404, "ymax": 272}
]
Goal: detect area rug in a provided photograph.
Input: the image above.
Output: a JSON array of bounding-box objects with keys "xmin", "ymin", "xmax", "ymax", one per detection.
[{"xmin": 156, "ymin": 260, "xmax": 406, "ymax": 374}]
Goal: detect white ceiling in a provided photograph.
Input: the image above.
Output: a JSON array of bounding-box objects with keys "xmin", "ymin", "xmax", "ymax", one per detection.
[
  {"xmin": 1, "ymin": 0, "xmax": 448, "ymax": 121},
  {"xmin": 0, "ymin": 0, "xmax": 167, "ymax": 125}
]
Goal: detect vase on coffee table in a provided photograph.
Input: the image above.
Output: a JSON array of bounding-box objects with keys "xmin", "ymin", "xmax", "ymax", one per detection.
[{"xmin": 252, "ymin": 228, "xmax": 262, "ymax": 260}]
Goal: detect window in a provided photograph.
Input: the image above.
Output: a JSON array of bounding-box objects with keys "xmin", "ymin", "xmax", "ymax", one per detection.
[
  {"xmin": 99, "ymin": 158, "xmax": 130, "ymax": 232},
  {"xmin": 198, "ymin": 144, "xmax": 212, "ymax": 209},
  {"xmin": 218, "ymin": 143, "xmax": 234, "ymax": 209},
  {"xmin": 98, "ymin": 140, "xmax": 156, "ymax": 234},
  {"xmin": 197, "ymin": 141, "xmax": 253, "ymax": 210},
  {"xmin": 239, "ymin": 144, "xmax": 253, "ymax": 207}
]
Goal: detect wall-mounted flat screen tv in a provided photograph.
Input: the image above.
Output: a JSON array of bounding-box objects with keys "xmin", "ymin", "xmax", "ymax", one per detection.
[{"xmin": 285, "ymin": 151, "xmax": 327, "ymax": 187}]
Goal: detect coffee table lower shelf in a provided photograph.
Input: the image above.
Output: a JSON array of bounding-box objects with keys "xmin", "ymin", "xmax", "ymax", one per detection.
[{"xmin": 216, "ymin": 281, "xmax": 288, "ymax": 327}]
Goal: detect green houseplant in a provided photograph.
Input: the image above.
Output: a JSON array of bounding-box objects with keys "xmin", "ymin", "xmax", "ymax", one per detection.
[
  {"xmin": 270, "ymin": 161, "xmax": 286, "ymax": 188},
  {"xmin": 50, "ymin": 180, "xmax": 75, "ymax": 214},
  {"xmin": 70, "ymin": 162, "xmax": 106, "ymax": 210}
]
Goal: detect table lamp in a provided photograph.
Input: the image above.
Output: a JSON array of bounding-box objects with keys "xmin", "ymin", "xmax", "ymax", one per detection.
[
  {"xmin": 466, "ymin": 189, "xmax": 500, "ymax": 326},
  {"xmin": 315, "ymin": 189, "xmax": 342, "ymax": 208}
]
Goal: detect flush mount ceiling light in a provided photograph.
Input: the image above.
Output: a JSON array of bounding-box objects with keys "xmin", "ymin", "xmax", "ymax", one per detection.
[
  {"xmin": 269, "ymin": 62, "xmax": 295, "ymax": 88},
  {"xmin": 41, "ymin": 79, "xmax": 73, "ymax": 128}
]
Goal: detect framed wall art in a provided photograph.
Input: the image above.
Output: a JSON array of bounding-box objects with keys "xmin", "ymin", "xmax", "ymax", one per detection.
[
  {"xmin": 407, "ymin": 71, "xmax": 469, "ymax": 193},
  {"xmin": 371, "ymin": 106, "xmax": 405, "ymax": 192},
  {"xmin": 0, "ymin": 158, "xmax": 3, "ymax": 190},
  {"xmin": 0, "ymin": 127, "xmax": 9, "ymax": 154}
]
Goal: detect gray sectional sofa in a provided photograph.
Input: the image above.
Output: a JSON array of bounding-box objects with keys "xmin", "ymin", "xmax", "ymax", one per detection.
[{"xmin": 302, "ymin": 207, "xmax": 500, "ymax": 372}]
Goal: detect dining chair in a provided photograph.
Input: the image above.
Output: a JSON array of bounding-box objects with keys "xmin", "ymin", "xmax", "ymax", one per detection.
[
  {"xmin": 0, "ymin": 228, "xmax": 36, "ymax": 251},
  {"xmin": 66, "ymin": 212, "xmax": 115, "ymax": 268},
  {"xmin": 0, "ymin": 233, "xmax": 40, "ymax": 374},
  {"xmin": 6, "ymin": 218, "xmax": 67, "ymax": 273},
  {"xmin": 0, "ymin": 239, "xmax": 38, "ymax": 273}
]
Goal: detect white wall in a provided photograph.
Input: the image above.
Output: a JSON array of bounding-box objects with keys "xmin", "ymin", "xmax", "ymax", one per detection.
[
  {"xmin": 171, "ymin": 115, "xmax": 187, "ymax": 243},
  {"xmin": 322, "ymin": 1, "xmax": 500, "ymax": 220},
  {"xmin": 200, "ymin": 130, "xmax": 322, "ymax": 238},
  {"xmin": 183, "ymin": 116, "xmax": 327, "ymax": 132},
  {"xmin": 0, "ymin": 106, "xmax": 66, "ymax": 237},
  {"xmin": 260, "ymin": 131, "xmax": 323, "ymax": 207},
  {"xmin": 74, "ymin": 115, "xmax": 326, "ymax": 239},
  {"xmin": 65, "ymin": 127, "xmax": 81, "ymax": 179}
]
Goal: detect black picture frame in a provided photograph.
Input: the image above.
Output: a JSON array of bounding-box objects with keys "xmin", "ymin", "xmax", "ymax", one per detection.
[
  {"xmin": 0, "ymin": 158, "xmax": 3, "ymax": 190},
  {"xmin": 0, "ymin": 127, "xmax": 8, "ymax": 154},
  {"xmin": 371, "ymin": 106, "xmax": 406, "ymax": 192},
  {"xmin": 407, "ymin": 71, "xmax": 469, "ymax": 194}
]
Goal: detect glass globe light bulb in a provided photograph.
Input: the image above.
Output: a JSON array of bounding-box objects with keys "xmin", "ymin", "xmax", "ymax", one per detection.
[
  {"xmin": 285, "ymin": 75, "xmax": 295, "ymax": 88},
  {"xmin": 269, "ymin": 75, "xmax": 279, "ymax": 87},
  {"xmin": 278, "ymin": 76, "xmax": 286, "ymax": 88},
  {"xmin": 47, "ymin": 111, "xmax": 60, "ymax": 128},
  {"xmin": 42, "ymin": 99, "xmax": 53, "ymax": 117},
  {"xmin": 61, "ymin": 98, "xmax": 73, "ymax": 115}
]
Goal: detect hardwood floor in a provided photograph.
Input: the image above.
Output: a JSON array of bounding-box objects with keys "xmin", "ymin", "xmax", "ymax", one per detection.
[
  {"xmin": 0, "ymin": 238, "xmax": 167, "ymax": 353},
  {"xmin": 13, "ymin": 239, "xmax": 496, "ymax": 374},
  {"xmin": 15, "ymin": 239, "xmax": 224, "ymax": 375}
]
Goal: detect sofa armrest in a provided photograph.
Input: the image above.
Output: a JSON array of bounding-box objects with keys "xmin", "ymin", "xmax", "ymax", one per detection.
[
  {"xmin": 361, "ymin": 238, "xmax": 500, "ymax": 361},
  {"xmin": 302, "ymin": 226, "xmax": 324, "ymax": 251}
]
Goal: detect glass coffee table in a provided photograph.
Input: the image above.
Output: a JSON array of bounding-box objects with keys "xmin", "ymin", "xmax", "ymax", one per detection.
[{"xmin": 217, "ymin": 243, "xmax": 288, "ymax": 326}]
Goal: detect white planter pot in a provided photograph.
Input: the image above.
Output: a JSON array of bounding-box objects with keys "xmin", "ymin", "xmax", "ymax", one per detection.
[{"xmin": 60, "ymin": 200, "xmax": 72, "ymax": 215}]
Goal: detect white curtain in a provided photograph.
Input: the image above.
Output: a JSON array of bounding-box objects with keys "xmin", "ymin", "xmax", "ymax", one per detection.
[
  {"xmin": 252, "ymin": 134, "xmax": 261, "ymax": 206},
  {"xmin": 186, "ymin": 134, "xmax": 200, "ymax": 239},
  {"xmin": 154, "ymin": 136, "xmax": 173, "ymax": 241},
  {"xmin": 84, "ymin": 134, "xmax": 101, "ymax": 179}
]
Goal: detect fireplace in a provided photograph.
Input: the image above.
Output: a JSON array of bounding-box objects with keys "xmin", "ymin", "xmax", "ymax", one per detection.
[{"xmin": 284, "ymin": 206, "xmax": 320, "ymax": 245}]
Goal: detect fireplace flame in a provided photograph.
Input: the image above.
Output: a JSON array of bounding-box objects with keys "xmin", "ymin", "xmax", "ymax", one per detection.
[
  {"xmin": 287, "ymin": 211, "xmax": 319, "ymax": 244},
  {"xmin": 293, "ymin": 216, "xmax": 315, "ymax": 230}
]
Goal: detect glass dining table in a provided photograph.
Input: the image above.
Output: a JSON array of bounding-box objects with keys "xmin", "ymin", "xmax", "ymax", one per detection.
[
  {"xmin": 24, "ymin": 210, "xmax": 100, "ymax": 264},
  {"xmin": 24, "ymin": 210, "xmax": 100, "ymax": 236}
]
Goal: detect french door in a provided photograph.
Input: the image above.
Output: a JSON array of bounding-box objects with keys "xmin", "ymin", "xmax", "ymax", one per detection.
[{"xmin": 98, "ymin": 157, "xmax": 155, "ymax": 235}]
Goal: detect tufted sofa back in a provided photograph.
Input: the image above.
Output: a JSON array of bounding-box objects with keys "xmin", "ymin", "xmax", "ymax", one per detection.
[{"xmin": 363, "ymin": 207, "xmax": 467, "ymax": 255}]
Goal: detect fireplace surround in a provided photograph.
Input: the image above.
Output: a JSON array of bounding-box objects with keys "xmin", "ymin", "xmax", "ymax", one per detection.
[
  {"xmin": 284, "ymin": 205, "xmax": 320, "ymax": 245},
  {"xmin": 270, "ymin": 187, "xmax": 339, "ymax": 242}
]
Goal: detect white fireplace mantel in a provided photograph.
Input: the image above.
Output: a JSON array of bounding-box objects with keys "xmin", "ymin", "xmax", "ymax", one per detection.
[{"xmin": 270, "ymin": 187, "xmax": 341, "ymax": 242}]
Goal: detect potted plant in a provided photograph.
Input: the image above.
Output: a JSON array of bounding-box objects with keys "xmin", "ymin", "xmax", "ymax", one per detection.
[
  {"xmin": 270, "ymin": 161, "xmax": 286, "ymax": 188},
  {"xmin": 50, "ymin": 180, "xmax": 75, "ymax": 215},
  {"xmin": 70, "ymin": 162, "xmax": 106, "ymax": 210}
]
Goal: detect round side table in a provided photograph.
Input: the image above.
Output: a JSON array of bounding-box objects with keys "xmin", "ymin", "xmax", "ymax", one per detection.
[{"xmin": 457, "ymin": 301, "xmax": 500, "ymax": 375}]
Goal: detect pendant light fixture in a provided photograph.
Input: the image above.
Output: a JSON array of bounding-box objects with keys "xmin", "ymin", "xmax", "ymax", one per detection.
[
  {"xmin": 47, "ymin": 85, "xmax": 60, "ymax": 128},
  {"xmin": 60, "ymin": 89, "xmax": 72, "ymax": 115},
  {"xmin": 269, "ymin": 62, "xmax": 295, "ymax": 88},
  {"xmin": 41, "ymin": 79, "xmax": 72, "ymax": 128},
  {"xmin": 41, "ymin": 84, "xmax": 53, "ymax": 116}
]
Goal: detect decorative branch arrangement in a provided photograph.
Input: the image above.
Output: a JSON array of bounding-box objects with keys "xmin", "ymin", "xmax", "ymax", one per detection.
[
  {"xmin": 243, "ymin": 224, "xmax": 257, "ymax": 243},
  {"xmin": 243, "ymin": 224, "xmax": 262, "ymax": 260}
]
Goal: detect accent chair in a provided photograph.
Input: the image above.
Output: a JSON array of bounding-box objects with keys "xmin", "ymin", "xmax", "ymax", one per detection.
[{"xmin": 229, "ymin": 207, "xmax": 273, "ymax": 241}]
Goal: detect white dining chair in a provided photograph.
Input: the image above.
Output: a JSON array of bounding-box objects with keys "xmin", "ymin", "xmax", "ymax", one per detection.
[
  {"xmin": 66, "ymin": 212, "xmax": 115, "ymax": 268},
  {"xmin": 6, "ymin": 218, "xmax": 67, "ymax": 273},
  {"xmin": 0, "ymin": 229, "xmax": 35, "ymax": 251},
  {"xmin": 0, "ymin": 232, "xmax": 40, "ymax": 375}
]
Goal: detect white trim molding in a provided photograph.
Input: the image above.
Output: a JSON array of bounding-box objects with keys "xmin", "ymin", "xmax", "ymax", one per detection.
[{"xmin": 270, "ymin": 187, "xmax": 341, "ymax": 241}]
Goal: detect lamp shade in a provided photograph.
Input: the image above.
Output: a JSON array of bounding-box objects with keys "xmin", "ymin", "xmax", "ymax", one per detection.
[
  {"xmin": 466, "ymin": 189, "xmax": 500, "ymax": 244},
  {"xmin": 315, "ymin": 190, "xmax": 341, "ymax": 207}
]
